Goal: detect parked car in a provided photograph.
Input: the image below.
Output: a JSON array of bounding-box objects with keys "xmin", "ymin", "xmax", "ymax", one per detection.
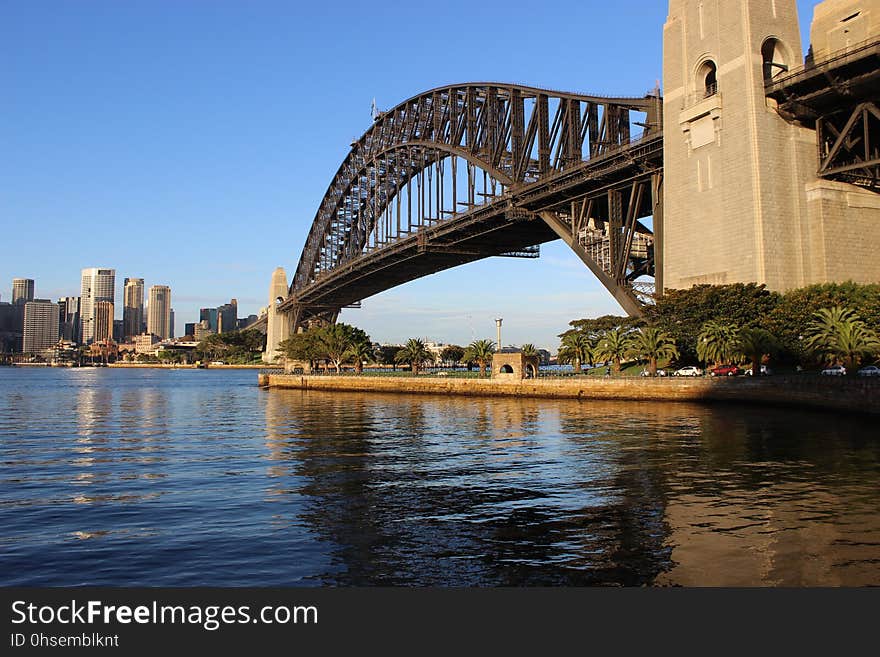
[
  {"xmin": 640, "ymin": 368, "xmax": 669, "ymax": 377},
  {"xmin": 710, "ymin": 364, "xmax": 741, "ymax": 377},
  {"xmin": 857, "ymin": 365, "xmax": 880, "ymax": 377},
  {"xmin": 744, "ymin": 365, "xmax": 773, "ymax": 376},
  {"xmin": 820, "ymin": 365, "xmax": 846, "ymax": 376},
  {"xmin": 673, "ymin": 366, "xmax": 703, "ymax": 377}
]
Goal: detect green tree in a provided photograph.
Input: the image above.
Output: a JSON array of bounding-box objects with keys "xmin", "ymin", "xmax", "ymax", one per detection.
[
  {"xmin": 278, "ymin": 331, "xmax": 322, "ymax": 366},
  {"xmin": 735, "ymin": 328, "xmax": 778, "ymax": 376},
  {"xmin": 696, "ymin": 321, "xmax": 739, "ymax": 367},
  {"xmin": 557, "ymin": 332, "xmax": 594, "ymax": 373},
  {"xmin": 629, "ymin": 327, "xmax": 679, "ymax": 375},
  {"xmin": 440, "ymin": 345, "xmax": 465, "ymax": 366},
  {"xmin": 463, "ymin": 339, "xmax": 496, "ymax": 377},
  {"xmin": 346, "ymin": 339, "xmax": 375, "ymax": 374},
  {"xmin": 377, "ymin": 345, "xmax": 402, "ymax": 371},
  {"xmin": 804, "ymin": 306, "xmax": 880, "ymax": 372},
  {"xmin": 395, "ymin": 338, "xmax": 435, "ymax": 374},
  {"xmin": 520, "ymin": 343, "xmax": 539, "ymax": 358},
  {"xmin": 767, "ymin": 282, "xmax": 880, "ymax": 362},
  {"xmin": 596, "ymin": 328, "xmax": 633, "ymax": 373},
  {"xmin": 317, "ymin": 323, "xmax": 370, "ymax": 374},
  {"xmin": 646, "ymin": 283, "xmax": 781, "ymax": 361}
]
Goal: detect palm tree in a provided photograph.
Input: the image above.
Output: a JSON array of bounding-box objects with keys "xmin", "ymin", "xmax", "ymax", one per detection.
[
  {"xmin": 629, "ymin": 327, "xmax": 679, "ymax": 376},
  {"xmin": 346, "ymin": 339, "xmax": 375, "ymax": 374},
  {"xmin": 696, "ymin": 321, "xmax": 739, "ymax": 367},
  {"xmin": 463, "ymin": 339, "xmax": 496, "ymax": 377},
  {"xmin": 394, "ymin": 338, "xmax": 435, "ymax": 374},
  {"xmin": 804, "ymin": 306, "xmax": 880, "ymax": 371},
  {"xmin": 557, "ymin": 332, "xmax": 593, "ymax": 373},
  {"xmin": 520, "ymin": 344, "xmax": 539, "ymax": 358},
  {"xmin": 596, "ymin": 328, "xmax": 632, "ymax": 374},
  {"xmin": 734, "ymin": 327, "xmax": 777, "ymax": 376}
]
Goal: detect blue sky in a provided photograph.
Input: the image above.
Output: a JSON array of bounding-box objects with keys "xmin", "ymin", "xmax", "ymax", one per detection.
[{"xmin": 2, "ymin": 1, "xmax": 818, "ymax": 349}]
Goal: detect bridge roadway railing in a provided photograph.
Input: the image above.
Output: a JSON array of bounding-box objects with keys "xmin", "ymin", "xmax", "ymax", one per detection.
[{"xmin": 765, "ymin": 37, "xmax": 880, "ymax": 92}]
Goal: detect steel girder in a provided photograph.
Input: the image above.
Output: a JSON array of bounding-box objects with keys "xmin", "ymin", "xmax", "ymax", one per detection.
[
  {"xmin": 817, "ymin": 102, "xmax": 880, "ymax": 190},
  {"xmin": 287, "ymin": 83, "xmax": 662, "ymax": 323}
]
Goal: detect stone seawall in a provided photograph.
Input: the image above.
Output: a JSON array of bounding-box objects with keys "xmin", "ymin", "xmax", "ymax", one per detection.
[{"xmin": 261, "ymin": 374, "xmax": 880, "ymax": 416}]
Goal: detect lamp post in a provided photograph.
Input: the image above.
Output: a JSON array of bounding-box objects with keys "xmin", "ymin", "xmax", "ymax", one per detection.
[{"xmin": 495, "ymin": 318, "xmax": 502, "ymax": 352}]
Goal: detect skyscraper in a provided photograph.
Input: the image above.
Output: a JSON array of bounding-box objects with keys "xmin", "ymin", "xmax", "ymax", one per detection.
[
  {"xmin": 123, "ymin": 278, "xmax": 145, "ymax": 341},
  {"xmin": 217, "ymin": 299, "xmax": 238, "ymax": 334},
  {"xmin": 147, "ymin": 285, "xmax": 172, "ymax": 339},
  {"xmin": 23, "ymin": 300, "xmax": 60, "ymax": 354},
  {"xmin": 80, "ymin": 268, "xmax": 115, "ymax": 345},
  {"xmin": 94, "ymin": 301, "xmax": 115, "ymax": 343},
  {"xmin": 58, "ymin": 296, "xmax": 81, "ymax": 343},
  {"xmin": 12, "ymin": 279, "xmax": 34, "ymax": 305}
]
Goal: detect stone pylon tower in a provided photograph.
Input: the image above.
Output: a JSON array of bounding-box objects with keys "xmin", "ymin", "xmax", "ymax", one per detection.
[
  {"xmin": 263, "ymin": 267, "xmax": 290, "ymax": 364},
  {"xmin": 662, "ymin": 0, "xmax": 818, "ymax": 291}
]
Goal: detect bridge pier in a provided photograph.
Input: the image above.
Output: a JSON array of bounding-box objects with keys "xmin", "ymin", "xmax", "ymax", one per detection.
[{"xmin": 262, "ymin": 267, "xmax": 290, "ymax": 364}]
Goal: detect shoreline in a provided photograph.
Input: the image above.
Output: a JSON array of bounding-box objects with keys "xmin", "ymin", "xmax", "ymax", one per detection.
[{"xmin": 260, "ymin": 373, "xmax": 880, "ymax": 416}]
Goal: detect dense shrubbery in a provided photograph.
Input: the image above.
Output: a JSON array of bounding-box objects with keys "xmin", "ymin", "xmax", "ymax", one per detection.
[
  {"xmin": 559, "ymin": 282, "xmax": 880, "ymax": 374},
  {"xmin": 196, "ymin": 329, "xmax": 266, "ymax": 364}
]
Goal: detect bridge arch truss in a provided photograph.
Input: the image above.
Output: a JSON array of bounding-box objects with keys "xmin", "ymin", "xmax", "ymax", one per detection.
[{"xmin": 285, "ymin": 83, "xmax": 664, "ymax": 326}]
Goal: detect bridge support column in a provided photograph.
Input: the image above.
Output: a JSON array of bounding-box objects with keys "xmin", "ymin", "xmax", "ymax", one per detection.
[{"xmin": 263, "ymin": 267, "xmax": 290, "ymax": 364}]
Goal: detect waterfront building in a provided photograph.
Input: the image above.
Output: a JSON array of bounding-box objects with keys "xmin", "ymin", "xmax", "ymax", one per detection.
[
  {"xmin": 169, "ymin": 309, "xmax": 175, "ymax": 339},
  {"xmin": 113, "ymin": 319, "xmax": 124, "ymax": 343},
  {"xmin": 184, "ymin": 322, "xmax": 196, "ymax": 338},
  {"xmin": 12, "ymin": 278, "xmax": 34, "ymax": 305},
  {"xmin": 58, "ymin": 296, "xmax": 81, "ymax": 344},
  {"xmin": 80, "ymin": 268, "xmax": 115, "ymax": 345},
  {"xmin": 194, "ymin": 320, "xmax": 214, "ymax": 342},
  {"xmin": 134, "ymin": 333, "xmax": 160, "ymax": 354},
  {"xmin": 94, "ymin": 300, "xmax": 115, "ymax": 343},
  {"xmin": 0, "ymin": 302, "xmax": 21, "ymax": 352},
  {"xmin": 22, "ymin": 299, "xmax": 60, "ymax": 354},
  {"xmin": 147, "ymin": 285, "xmax": 172, "ymax": 339},
  {"xmin": 122, "ymin": 278, "xmax": 144, "ymax": 342}
]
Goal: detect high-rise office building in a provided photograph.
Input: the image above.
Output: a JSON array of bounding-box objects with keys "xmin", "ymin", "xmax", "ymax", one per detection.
[
  {"xmin": 12, "ymin": 279, "xmax": 34, "ymax": 305},
  {"xmin": 94, "ymin": 301, "xmax": 114, "ymax": 343},
  {"xmin": 147, "ymin": 285, "xmax": 172, "ymax": 339},
  {"xmin": 58, "ymin": 296, "xmax": 81, "ymax": 343},
  {"xmin": 169, "ymin": 309, "xmax": 175, "ymax": 339},
  {"xmin": 122, "ymin": 278, "xmax": 144, "ymax": 342},
  {"xmin": 184, "ymin": 322, "xmax": 196, "ymax": 338},
  {"xmin": 217, "ymin": 299, "xmax": 238, "ymax": 334},
  {"xmin": 199, "ymin": 308, "xmax": 218, "ymax": 333},
  {"xmin": 23, "ymin": 300, "xmax": 60, "ymax": 354},
  {"xmin": 80, "ymin": 268, "xmax": 115, "ymax": 345}
]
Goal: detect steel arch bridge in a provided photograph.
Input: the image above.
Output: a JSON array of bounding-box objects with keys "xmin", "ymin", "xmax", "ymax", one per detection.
[{"xmin": 279, "ymin": 83, "xmax": 664, "ymax": 329}]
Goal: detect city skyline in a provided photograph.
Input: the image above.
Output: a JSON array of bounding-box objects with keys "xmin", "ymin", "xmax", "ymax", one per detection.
[{"xmin": 2, "ymin": 1, "xmax": 820, "ymax": 350}]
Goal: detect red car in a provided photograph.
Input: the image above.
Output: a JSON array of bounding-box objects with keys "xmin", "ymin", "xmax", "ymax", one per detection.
[{"xmin": 710, "ymin": 364, "xmax": 741, "ymax": 377}]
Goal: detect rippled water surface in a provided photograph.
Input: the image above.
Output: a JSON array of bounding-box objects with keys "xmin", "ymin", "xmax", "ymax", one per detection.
[{"xmin": 1, "ymin": 367, "xmax": 879, "ymax": 586}]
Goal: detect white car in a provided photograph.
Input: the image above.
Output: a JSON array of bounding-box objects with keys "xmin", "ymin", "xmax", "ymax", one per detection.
[
  {"xmin": 673, "ymin": 366, "xmax": 703, "ymax": 377},
  {"xmin": 821, "ymin": 365, "xmax": 846, "ymax": 376},
  {"xmin": 857, "ymin": 365, "xmax": 880, "ymax": 377},
  {"xmin": 745, "ymin": 365, "xmax": 773, "ymax": 376}
]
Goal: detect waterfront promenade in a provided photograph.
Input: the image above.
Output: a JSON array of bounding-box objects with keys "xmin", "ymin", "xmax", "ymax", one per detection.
[{"xmin": 261, "ymin": 372, "xmax": 880, "ymax": 416}]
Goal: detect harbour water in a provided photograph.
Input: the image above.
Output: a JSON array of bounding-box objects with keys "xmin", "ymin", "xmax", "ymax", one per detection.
[{"xmin": 1, "ymin": 367, "xmax": 878, "ymax": 586}]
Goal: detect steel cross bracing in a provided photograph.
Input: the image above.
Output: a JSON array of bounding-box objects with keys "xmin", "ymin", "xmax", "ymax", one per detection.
[
  {"xmin": 766, "ymin": 38, "xmax": 880, "ymax": 191},
  {"xmin": 285, "ymin": 83, "xmax": 663, "ymax": 325}
]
